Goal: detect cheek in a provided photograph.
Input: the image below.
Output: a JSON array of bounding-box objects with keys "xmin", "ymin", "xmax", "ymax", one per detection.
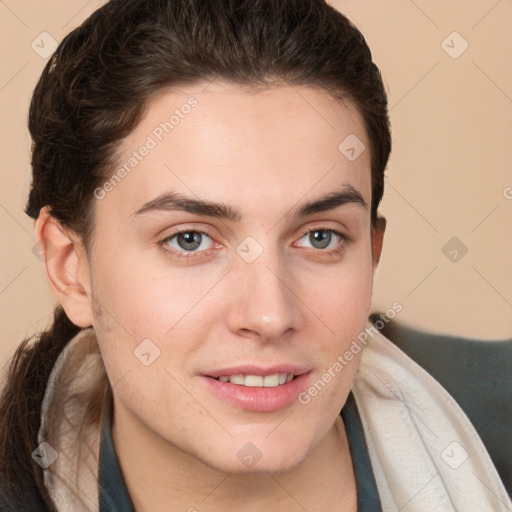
[
  {"xmin": 295, "ymin": 247, "xmax": 373, "ymax": 386},
  {"xmin": 301, "ymin": 260, "xmax": 372, "ymax": 400},
  {"xmin": 305, "ymin": 246, "xmax": 373, "ymax": 327},
  {"xmin": 90, "ymin": 240, "xmax": 182, "ymax": 333},
  {"xmin": 89, "ymin": 245, "xmax": 218, "ymax": 379}
]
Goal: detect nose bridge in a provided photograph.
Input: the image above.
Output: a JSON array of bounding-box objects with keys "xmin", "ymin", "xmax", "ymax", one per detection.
[{"xmin": 227, "ymin": 238, "xmax": 301, "ymax": 339}]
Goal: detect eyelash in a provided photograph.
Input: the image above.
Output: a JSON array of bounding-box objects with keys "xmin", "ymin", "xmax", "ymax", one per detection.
[{"xmin": 158, "ymin": 227, "xmax": 353, "ymax": 262}]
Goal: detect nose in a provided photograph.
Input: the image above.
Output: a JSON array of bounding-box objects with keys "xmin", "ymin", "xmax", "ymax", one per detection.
[{"xmin": 225, "ymin": 247, "xmax": 304, "ymax": 342}]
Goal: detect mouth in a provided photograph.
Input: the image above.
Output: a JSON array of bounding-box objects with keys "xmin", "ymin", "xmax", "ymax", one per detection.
[
  {"xmin": 200, "ymin": 368, "xmax": 311, "ymax": 412},
  {"xmin": 211, "ymin": 373, "xmax": 297, "ymax": 387}
]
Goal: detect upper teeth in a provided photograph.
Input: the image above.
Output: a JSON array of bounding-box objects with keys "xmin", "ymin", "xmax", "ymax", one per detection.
[{"xmin": 217, "ymin": 373, "xmax": 294, "ymax": 387}]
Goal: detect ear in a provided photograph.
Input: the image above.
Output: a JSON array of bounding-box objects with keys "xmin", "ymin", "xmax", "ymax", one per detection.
[
  {"xmin": 371, "ymin": 215, "xmax": 386, "ymax": 269},
  {"xmin": 34, "ymin": 207, "xmax": 94, "ymax": 328}
]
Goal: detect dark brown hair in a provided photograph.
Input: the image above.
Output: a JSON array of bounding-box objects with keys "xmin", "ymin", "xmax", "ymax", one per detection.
[{"xmin": 0, "ymin": 0, "xmax": 391, "ymax": 508}]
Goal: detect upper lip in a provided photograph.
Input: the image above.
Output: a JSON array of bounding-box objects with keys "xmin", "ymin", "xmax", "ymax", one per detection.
[{"xmin": 204, "ymin": 364, "xmax": 311, "ymax": 378}]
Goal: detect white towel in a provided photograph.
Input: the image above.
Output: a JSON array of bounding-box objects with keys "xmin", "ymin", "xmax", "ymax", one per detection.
[{"xmin": 353, "ymin": 324, "xmax": 512, "ymax": 511}]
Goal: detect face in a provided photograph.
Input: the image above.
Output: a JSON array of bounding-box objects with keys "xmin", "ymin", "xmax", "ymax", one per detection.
[{"xmin": 85, "ymin": 81, "xmax": 380, "ymax": 473}]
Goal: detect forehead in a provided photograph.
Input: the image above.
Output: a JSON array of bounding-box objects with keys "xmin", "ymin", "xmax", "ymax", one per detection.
[{"xmin": 97, "ymin": 82, "xmax": 371, "ymax": 223}]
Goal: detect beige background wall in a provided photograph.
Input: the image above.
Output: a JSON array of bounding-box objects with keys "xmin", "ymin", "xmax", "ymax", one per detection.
[{"xmin": 1, "ymin": 0, "xmax": 511, "ymax": 373}]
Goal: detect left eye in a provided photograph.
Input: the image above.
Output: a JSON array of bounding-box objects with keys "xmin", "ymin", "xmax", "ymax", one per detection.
[
  {"xmin": 297, "ymin": 229, "xmax": 344, "ymax": 250},
  {"xmin": 163, "ymin": 230, "xmax": 213, "ymax": 253}
]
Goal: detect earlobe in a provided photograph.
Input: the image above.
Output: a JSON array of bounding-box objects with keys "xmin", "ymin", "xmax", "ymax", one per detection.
[
  {"xmin": 34, "ymin": 207, "xmax": 94, "ymax": 328},
  {"xmin": 371, "ymin": 216, "xmax": 386, "ymax": 267}
]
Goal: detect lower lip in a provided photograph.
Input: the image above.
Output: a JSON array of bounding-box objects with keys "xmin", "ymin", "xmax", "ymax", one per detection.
[{"xmin": 200, "ymin": 373, "xmax": 311, "ymax": 412}]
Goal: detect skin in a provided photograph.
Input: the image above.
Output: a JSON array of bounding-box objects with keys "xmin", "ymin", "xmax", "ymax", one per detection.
[{"xmin": 36, "ymin": 81, "xmax": 385, "ymax": 511}]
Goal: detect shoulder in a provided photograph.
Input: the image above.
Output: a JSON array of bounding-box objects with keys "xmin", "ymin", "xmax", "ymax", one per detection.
[
  {"xmin": 371, "ymin": 313, "xmax": 512, "ymax": 497},
  {"xmin": 371, "ymin": 313, "xmax": 512, "ymax": 413}
]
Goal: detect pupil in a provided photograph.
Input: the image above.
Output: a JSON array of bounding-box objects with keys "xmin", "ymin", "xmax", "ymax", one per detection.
[{"xmin": 311, "ymin": 230, "xmax": 330, "ymax": 249}]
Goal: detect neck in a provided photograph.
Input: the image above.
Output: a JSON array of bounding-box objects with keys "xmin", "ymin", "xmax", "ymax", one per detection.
[{"xmin": 112, "ymin": 405, "xmax": 357, "ymax": 512}]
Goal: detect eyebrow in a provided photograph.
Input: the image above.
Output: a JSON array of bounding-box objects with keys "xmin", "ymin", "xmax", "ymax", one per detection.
[{"xmin": 132, "ymin": 184, "xmax": 367, "ymax": 221}]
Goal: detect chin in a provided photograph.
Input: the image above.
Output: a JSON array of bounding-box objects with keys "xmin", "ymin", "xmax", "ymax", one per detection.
[{"xmin": 199, "ymin": 438, "xmax": 308, "ymax": 475}]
